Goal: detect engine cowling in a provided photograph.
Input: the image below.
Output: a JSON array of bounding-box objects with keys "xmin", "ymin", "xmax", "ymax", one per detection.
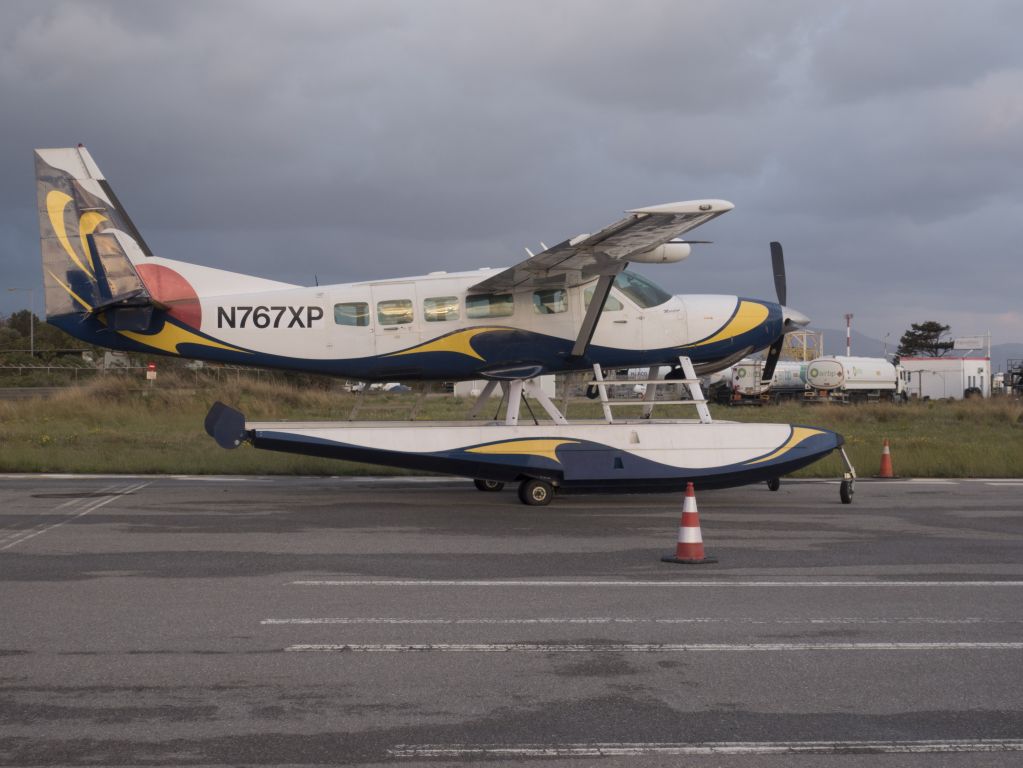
[{"xmin": 630, "ymin": 241, "xmax": 691, "ymax": 263}]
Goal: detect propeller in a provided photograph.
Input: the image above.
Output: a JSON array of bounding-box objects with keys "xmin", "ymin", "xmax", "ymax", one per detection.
[
  {"xmin": 770, "ymin": 241, "xmax": 786, "ymax": 306},
  {"xmin": 761, "ymin": 241, "xmax": 788, "ymax": 385}
]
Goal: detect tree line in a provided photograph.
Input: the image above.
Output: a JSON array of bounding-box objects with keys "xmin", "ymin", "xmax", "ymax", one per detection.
[{"xmin": 0, "ymin": 310, "xmax": 97, "ymax": 362}]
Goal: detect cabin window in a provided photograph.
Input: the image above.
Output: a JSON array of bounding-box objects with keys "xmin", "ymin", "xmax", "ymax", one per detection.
[
  {"xmin": 334, "ymin": 301, "xmax": 369, "ymax": 327},
  {"xmin": 583, "ymin": 286, "xmax": 624, "ymax": 312},
  {"xmin": 424, "ymin": 296, "xmax": 459, "ymax": 322},
  {"xmin": 466, "ymin": 293, "xmax": 514, "ymax": 318},
  {"xmin": 532, "ymin": 288, "xmax": 568, "ymax": 315},
  {"xmin": 377, "ymin": 299, "xmax": 414, "ymax": 325},
  {"xmin": 614, "ymin": 270, "xmax": 672, "ymax": 308}
]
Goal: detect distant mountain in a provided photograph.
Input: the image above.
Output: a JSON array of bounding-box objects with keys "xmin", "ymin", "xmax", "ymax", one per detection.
[
  {"xmin": 991, "ymin": 344, "xmax": 1023, "ymax": 373},
  {"xmin": 812, "ymin": 329, "xmax": 1022, "ymax": 372},
  {"xmin": 818, "ymin": 328, "xmax": 890, "ymax": 359}
]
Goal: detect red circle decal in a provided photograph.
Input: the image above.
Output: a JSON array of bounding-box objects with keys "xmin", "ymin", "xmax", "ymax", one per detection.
[{"xmin": 134, "ymin": 263, "xmax": 202, "ymax": 329}]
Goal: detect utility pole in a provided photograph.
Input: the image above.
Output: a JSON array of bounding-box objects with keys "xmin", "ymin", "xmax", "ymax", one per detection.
[{"xmin": 844, "ymin": 313, "xmax": 853, "ymax": 357}]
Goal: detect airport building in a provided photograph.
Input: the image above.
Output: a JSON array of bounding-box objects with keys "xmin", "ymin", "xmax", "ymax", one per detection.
[{"xmin": 900, "ymin": 356, "xmax": 991, "ymax": 400}]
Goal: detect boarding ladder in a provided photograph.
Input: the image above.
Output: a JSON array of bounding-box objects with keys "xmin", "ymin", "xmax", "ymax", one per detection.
[{"xmin": 590, "ymin": 356, "xmax": 712, "ymax": 425}]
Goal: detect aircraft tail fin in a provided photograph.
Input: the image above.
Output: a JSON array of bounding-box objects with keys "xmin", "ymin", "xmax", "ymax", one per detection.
[{"xmin": 35, "ymin": 146, "xmax": 156, "ymax": 330}]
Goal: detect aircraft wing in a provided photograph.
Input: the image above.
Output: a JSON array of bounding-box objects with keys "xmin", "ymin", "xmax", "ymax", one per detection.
[{"xmin": 468, "ymin": 199, "xmax": 734, "ymax": 294}]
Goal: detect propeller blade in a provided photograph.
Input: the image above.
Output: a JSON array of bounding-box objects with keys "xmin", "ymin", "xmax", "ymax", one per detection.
[
  {"xmin": 770, "ymin": 241, "xmax": 786, "ymax": 306},
  {"xmin": 761, "ymin": 337, "xmax": 785, "ymax": 385}
]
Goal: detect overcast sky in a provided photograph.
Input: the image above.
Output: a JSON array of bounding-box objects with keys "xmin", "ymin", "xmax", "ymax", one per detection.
[{"xmin": 2, "ymin": 0, "xmax": 1021, "ymax": 346}]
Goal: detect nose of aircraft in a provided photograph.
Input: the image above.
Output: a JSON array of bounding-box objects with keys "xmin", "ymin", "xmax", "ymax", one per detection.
[{"xmin": 782, "ymin": 305, "xmax": 810, "ymax": 330}]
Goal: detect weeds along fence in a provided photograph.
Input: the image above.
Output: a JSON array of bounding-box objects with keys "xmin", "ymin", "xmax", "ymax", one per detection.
[{"xmin": 0, "ymin": 364, "xmax": 289, "ymax": 389}]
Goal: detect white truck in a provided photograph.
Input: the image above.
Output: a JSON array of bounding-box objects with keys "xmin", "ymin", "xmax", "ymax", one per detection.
[{"xmin": 804, "ymin": 356, "xmax": 907, "ymax": 403}]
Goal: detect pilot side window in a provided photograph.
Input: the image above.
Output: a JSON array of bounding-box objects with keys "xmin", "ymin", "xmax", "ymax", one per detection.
[
  {"xmin": 532, "ymin": 288, "xmax": 567, "ymax": 315},
  {"xmin": 377, "ymin": 299, "xmax": 413, "ymax": 326},
  {"xmin": 466, "ymin": 293, "xmax": 514, "ymax": 318},
  {"xmin": 583, "ymin": 287, "xmax": 624, "ymax": 312},
  {"xmin": 613, "ymin": 270, "xmax": 672, "ymax": 308},
  {"xmin": 334, "ymin": 302, "xmax": 369, "ymax": 327},
  {"xmin": 424, "ymin": 296, "xmax": 459, "ymax": 322}
]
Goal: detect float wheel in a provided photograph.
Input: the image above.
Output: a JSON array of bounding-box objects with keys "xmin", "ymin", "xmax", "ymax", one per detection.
[
  {"xmin": 840, "ymin": 479, "xmax": 854, "ymax": 504},
  {"xmin": 473, "ymin": 479, "xmax": 505, "ymax": 492},
  {"xmin": 518, "ymin": 478, "xmax": 554, "ymax": 506}
]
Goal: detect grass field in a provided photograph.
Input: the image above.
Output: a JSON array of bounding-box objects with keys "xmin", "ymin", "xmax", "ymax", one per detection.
[{"xmin": 1, "ymin": 376, "xmax": 1020, "ymax": 477}]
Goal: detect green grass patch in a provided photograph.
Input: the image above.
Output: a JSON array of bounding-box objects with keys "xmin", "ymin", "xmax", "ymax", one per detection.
[
  {"xmin": 706, "ymin": 398, "xmax": 1023, "ymax": 478},
  {"xmin": 1, "ymin": 376, "xmax": 1020, "ymax": 477}
]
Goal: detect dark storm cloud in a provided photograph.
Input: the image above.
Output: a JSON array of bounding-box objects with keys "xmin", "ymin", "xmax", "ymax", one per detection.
[
  {"xmin": 1, "ymin": 0, "xmax": 1020, "ymax": 344},
  {"xmin": 806, "ymin": 2, "xmax": 1022, "ymax": 104}
]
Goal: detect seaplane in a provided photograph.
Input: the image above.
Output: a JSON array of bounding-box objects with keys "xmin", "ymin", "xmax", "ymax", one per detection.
[{"xmin": 34, "ymin": 146, "xmax": 857, "ymax": 505}]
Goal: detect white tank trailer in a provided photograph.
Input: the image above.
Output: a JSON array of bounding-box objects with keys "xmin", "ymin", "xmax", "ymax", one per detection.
[
  {"xmin": 804, "ymin": 356, "xmax": 906, "ymax": 402},
  {"xmin": 728, "ymin": 359, "xmax": 808, "ymax": 404}
]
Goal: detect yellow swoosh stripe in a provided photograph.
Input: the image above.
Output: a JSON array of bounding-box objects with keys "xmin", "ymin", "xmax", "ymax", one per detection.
[
  {"xmin": 745, "ymin": 427, "xmax": 825, "ymax": 465},
  {"xmin": 119, "ymin": 324, "xmax": 249, "ymax": 356},
  {"xmin": 46, "ymin": 190, "xmax": 95, "ymax": 279},
  {"xmin": 466, "ymin": 439, "xmax": 580, "ymax": 464},
  {"xmin": 385, "ymin": 326, "xmax": 507, "ymax": 361},
  {"xmin": 683, "ymin": 300, "xmax": 769, "ymax": 348}
]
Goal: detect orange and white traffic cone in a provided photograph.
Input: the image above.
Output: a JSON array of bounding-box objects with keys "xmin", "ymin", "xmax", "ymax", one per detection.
[
  {"xmin": 877, "ymin": 438, "xmax": 895, "ymax": 478},
  {"xmin": 662, "ymin": 482, "xmax": 718, "ymax": 565}
]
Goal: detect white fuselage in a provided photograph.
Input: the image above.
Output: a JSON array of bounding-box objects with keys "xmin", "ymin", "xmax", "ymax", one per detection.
[{"xmin": 154, "ymin": 258, "xmax": 744, "ymax": 363}]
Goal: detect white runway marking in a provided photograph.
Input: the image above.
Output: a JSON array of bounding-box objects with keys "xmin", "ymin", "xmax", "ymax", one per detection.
[
  {"xmin": 264, "ymin": 616, "xmax": 1021, "ymax": 626},
  {"xmin": 291, "ymin": 579, "xmax": 1023, "ymax": 587},
  {"xmin": 0, "ymin": 482, "xmax": 151, "ymax": 551},
  {"xmin": 0, "ymin": 474, "xmax": 155, "ymax": 480},
  {"xmin": 0, "ymin": 490, "xmax": 94, "ymax": 541},
  {"xmin": 388, "ymin": 739, "xmax": 1023, "ymax": 757},
  {"xmin": 170, "ymin": 476, "xmax": 275, "ymax": 483},
  {"xmin": 286, "ymin": 641, "xmax": 1023, "ymax": 652}
]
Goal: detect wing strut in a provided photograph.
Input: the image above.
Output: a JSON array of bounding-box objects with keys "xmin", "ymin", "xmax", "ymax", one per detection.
[{"xmin": 570, "ymin": 273, "xmax": 617, "ymax": 358}]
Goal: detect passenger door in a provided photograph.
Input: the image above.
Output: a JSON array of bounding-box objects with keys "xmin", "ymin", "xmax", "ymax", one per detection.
[{"xmin": 370, "ymin": 283, "xmax": 421, "ymax": 355}]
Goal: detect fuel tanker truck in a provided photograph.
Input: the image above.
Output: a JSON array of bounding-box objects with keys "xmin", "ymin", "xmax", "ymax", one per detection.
[
  {"xmin": 727, "ymin": 359, "xmax": 808, "ymax": 404},
  {"xmin": 804, "ymin": 356, "xmax": 907, "ymax": 403}
]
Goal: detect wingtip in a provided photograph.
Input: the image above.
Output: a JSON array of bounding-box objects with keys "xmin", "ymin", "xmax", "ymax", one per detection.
[{"xmin": 629, "ymin": 199, "xmax": 735, "ymax": 215}]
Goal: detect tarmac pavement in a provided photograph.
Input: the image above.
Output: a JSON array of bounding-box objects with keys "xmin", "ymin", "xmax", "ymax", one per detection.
[{"xmin": 1, "ymin": 474, "xmax": 1022, "ymax": 766}]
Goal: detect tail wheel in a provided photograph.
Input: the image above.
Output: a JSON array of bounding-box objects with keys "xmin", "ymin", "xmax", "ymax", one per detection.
[
  {"xmin": 518, "ymin": 478, "xmax": 554, "ymax": 506},
  {"xmin": 473, "ymin": 478, "xmax": 505, "ymax": 492}
]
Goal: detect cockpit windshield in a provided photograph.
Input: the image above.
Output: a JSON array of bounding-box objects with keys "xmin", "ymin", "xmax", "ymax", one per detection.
[{"xmin": 613, "ymin": 270, "xmax": 673, "ymax": 308}]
